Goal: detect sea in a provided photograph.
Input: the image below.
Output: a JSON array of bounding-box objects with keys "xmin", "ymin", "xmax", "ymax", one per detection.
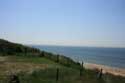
[{"xmin": 32, "ymin": 45, "xmax": 125, "ymax": 69}]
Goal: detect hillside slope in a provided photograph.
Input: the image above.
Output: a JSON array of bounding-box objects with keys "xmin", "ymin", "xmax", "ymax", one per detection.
[{"xmin": 0, "ymin": 39, "xmax": 40, "ymax": 55}]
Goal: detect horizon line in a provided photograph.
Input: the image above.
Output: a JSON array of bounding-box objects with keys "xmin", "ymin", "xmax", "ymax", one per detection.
[{"xmin": 26, "ymin": 44, "xmax": 125, "ymax": 49}]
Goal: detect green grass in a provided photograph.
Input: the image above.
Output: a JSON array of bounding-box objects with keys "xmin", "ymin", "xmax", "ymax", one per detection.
[
  {"xmin": 0, "ymin": 56, "xmax": 125, "ymax": 83},
  {"xmin": 7, "ymin": 55, "xmax": 58, "ymax": 64},
  {"xmin": 17, "ymin": 67, "xmax": 105, "ymax": 83}
]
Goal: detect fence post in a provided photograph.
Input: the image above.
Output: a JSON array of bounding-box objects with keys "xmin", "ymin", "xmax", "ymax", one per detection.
[
  {"xmin": 80, "ymin": 68, "xmax": 82, "ymax": 77},
  {"xmin": 80, "ymin": 61, "xmax": 84, "ymax": 77},
  {"xmin": 82, "ymin": 61, "xmax": 84, "ymax": 68},
  {"xmin": 56, "ymin": 68, "xmax": 59, "ymax": 82},
  {"xmin": 57, "ymin": 55, "xmax": 59, "ymax": 63},
  {"xmin": 97, "ymin": 68, "xmax": 103, "ymax": 79}
]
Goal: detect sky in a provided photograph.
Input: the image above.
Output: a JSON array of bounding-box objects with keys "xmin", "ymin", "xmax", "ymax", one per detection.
[{"xmin": 0, "ymin": 0, "xmax": 125, "ymax": 47}]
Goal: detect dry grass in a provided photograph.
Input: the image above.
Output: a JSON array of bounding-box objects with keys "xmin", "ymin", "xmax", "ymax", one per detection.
[{"xmin": 0, "ymin": 56, "xmax": 49, "ymax": 75}]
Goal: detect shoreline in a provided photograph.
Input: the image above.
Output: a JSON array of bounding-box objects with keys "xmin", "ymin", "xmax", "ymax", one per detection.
[{"xmin": 84, "ymin": 63, "xmax": 125, "ymax": 77}]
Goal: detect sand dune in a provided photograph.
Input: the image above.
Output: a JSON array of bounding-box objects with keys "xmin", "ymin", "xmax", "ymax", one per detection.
[{"xmin": 84, "ymin": 63, "xmax": 125, "ymax": 77}]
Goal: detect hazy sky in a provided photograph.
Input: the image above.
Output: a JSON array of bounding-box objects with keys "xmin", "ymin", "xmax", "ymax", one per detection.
[{"xmin": 0, "ymin": 0, "xmax": 125, "ymax": 47}]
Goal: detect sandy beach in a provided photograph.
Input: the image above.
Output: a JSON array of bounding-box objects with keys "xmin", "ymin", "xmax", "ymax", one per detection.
[{"xmin": 84, "ymin": 63, "xmax": 125, "ymax": 77}]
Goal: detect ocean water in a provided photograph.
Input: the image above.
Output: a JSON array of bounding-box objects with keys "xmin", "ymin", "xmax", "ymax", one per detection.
[{"xmin": 32, "ymin": 45, "xmax": 125, "ymax": 69}]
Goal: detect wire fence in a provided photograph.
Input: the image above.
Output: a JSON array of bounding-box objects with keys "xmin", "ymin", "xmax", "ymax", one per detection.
[
  {"xmin": 0, "ymin": 68, "xmax": 106, "ymax": 83},
  {"xmin": 0, "ymin": 55, "xmax": 108, "ymax": 83},
  {"xmin": 0, "ymin": 66, "xmax": 86, "ymax": 83}
]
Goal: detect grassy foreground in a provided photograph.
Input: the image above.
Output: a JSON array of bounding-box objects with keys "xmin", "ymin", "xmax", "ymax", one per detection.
[{"xmin": 0, "ymin": 55, "xmax": 125, "ymax": 83}]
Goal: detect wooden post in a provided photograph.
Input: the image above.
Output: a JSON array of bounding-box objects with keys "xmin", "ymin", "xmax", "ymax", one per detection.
[
  {"xmin": 80, "ymin": 68, "xmax": 82, "ymax": 77},
  {"xmin": 80, "ymin": 61, "xmax": 84, "ymax": 77},
  {"xmin": 57, "ymin": 55, "xmax": 59, "ymax": 63},
  {"xmin": 56, "ymin": 68, "xmax": 59, "ymax": 82},
  {"xmin": 97, "ymin": 68, "xmax": 103, "ymax": 79},
  {"xmin": 82, "ymin": 61, "xmax": 84, "ymax": 68}
]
